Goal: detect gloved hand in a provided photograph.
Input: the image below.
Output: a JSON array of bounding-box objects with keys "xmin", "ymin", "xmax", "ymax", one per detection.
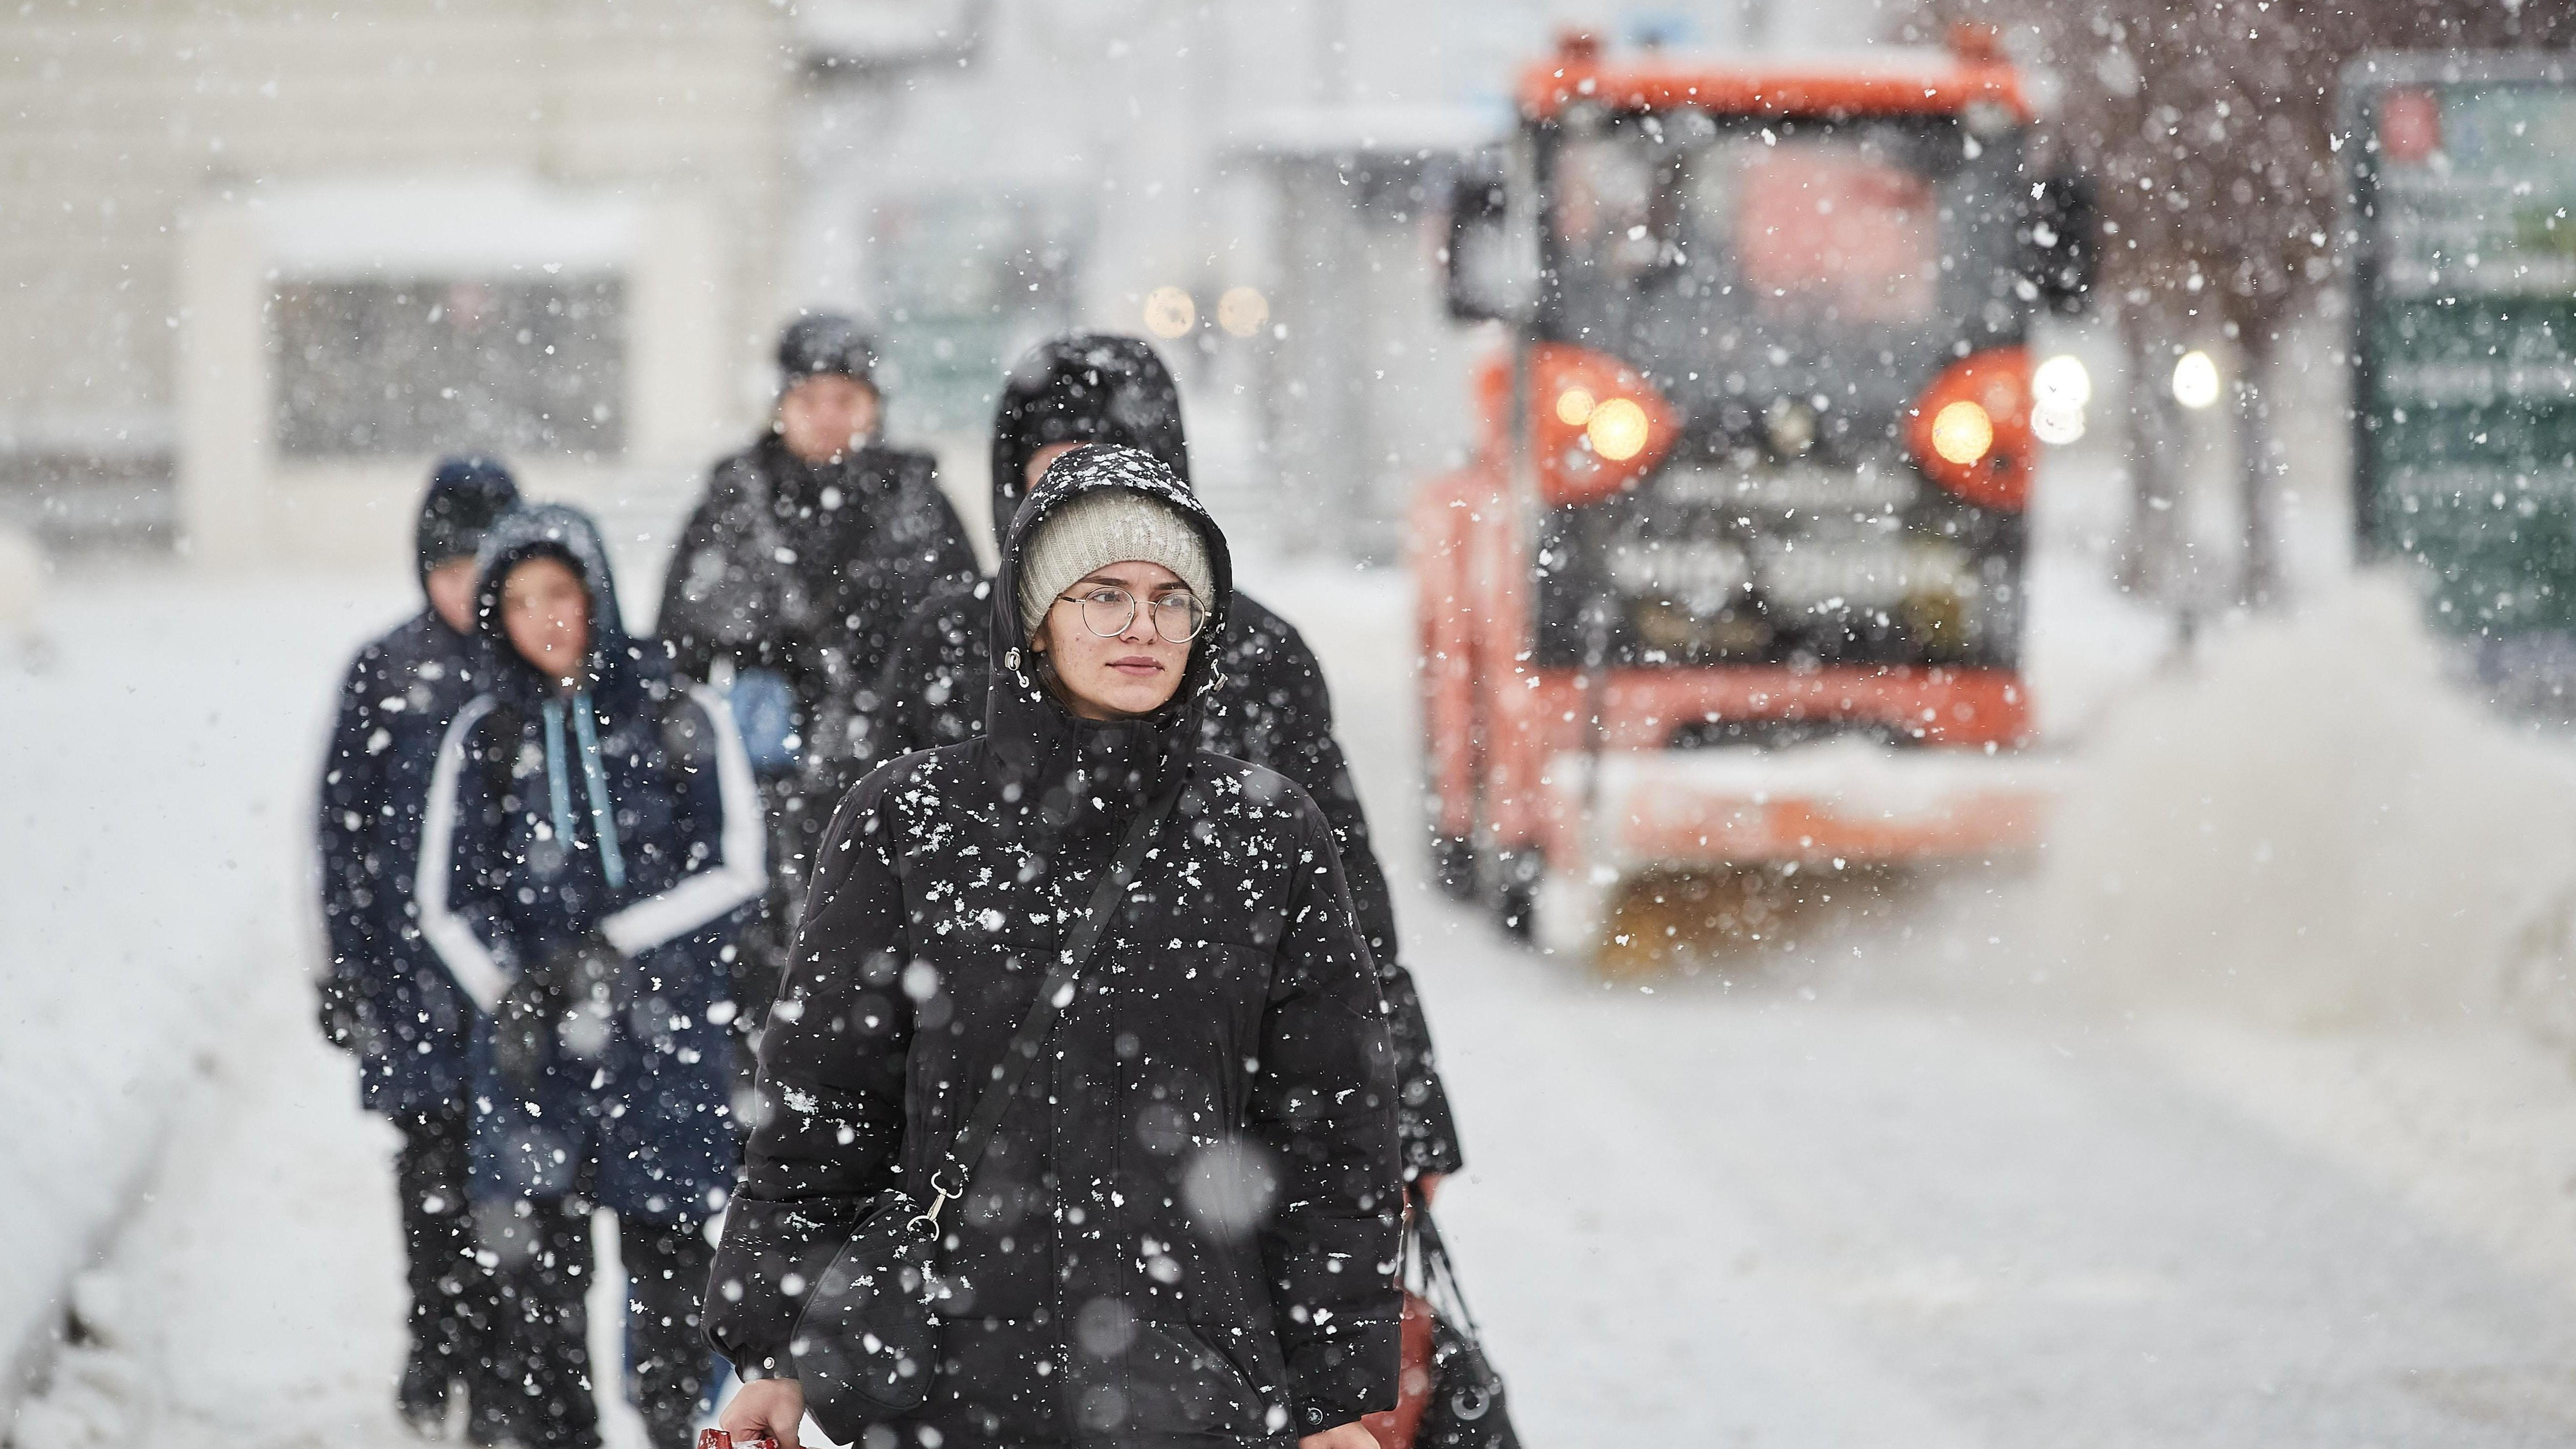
[
  {"xmin": 316, "ymin": 976, "xmax": 363, "ymax": 1053},
  {"xmin": 526, "ymin": 927, "xmax": 622, "ymax": 1000},
  {"xmin": 493, "ymin": 929, "xmax": 626, "ymax": 1089},
  {"xmin": 492, "ymin": 975, "xmax": 554, "ymax": 1090}
]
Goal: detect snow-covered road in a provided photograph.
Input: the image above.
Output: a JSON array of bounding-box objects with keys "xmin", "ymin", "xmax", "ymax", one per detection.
[
  {"xmin": 1416, "ymin": 935, "xmax": 2576, "ymax": 1444},
  {"xmin": 15, "ymin": 562, "xmax": 2576, "ymax": 1447}
]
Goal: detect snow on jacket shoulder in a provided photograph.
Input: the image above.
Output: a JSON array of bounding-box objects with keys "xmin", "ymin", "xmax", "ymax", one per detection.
[{"xmin": 316, "ymin": 610, "xmax": 489, "ymax": 1115}]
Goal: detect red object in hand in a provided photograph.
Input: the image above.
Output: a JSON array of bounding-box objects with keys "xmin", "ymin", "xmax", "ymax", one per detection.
[
  {"xmin": 700, "ymin": 1432, "xmax": 779, "ymax": 1449},
  {"xmin": 1360, "ymin": 1291, "xmax": 1438, "ymax": 1449}
]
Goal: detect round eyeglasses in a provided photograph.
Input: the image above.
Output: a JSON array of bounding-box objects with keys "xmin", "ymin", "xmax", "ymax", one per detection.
[{"xmin": 1055, "ymin": 584, "xmax": 1208, "ymax": 643}]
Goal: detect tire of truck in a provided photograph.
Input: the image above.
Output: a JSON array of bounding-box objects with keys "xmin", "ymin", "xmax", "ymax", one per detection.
[
  {"xmin": 1492, "ymin": 848, "xmax": 1543, "ymax": 942},
  {"xmin": 1496, "ymin": 878, "xmax": 1535, "ymax": 941},
  {"xmin": 1427, "ymin": 831, "xmax": 1480, "ymax": 901}
]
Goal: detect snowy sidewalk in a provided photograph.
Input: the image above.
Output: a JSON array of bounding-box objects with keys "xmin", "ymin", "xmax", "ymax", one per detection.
[
  {"xmin": 11, "ymin": 960, "xmax": 416, "ymax": 1449},
  {"xmin": 19, "ymin": 565, "xmax": 2576, "ymax": 1447}
]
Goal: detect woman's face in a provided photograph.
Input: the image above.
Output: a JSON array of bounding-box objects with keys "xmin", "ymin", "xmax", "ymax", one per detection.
[
  {"xmin": 501, "ymin": 555, "xmax": 591, "ymax": 689},
  {"xmin": 1032, "ymin": 560, "xmax": 1196, "ymax": 721}
]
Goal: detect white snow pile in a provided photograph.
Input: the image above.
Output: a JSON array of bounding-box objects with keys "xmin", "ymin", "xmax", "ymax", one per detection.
[
  {"xmin": 2035, "ymin": 572, "xmax": 2576, "ymax": 1036},
  {"xmin": 0, "ymin": 574, "xmax": 380, "ymax": 1408}
]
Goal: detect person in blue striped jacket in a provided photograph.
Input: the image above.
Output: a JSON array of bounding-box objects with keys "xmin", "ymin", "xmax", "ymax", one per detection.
[{"xmin": 418, "ymin": 502, "xmax": 765, "ymax": 1449}]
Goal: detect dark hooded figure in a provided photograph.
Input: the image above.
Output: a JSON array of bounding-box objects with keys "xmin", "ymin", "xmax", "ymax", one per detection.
[
  {"xmin": 656, "ymin": 314, "xmax": 980, "ymax": 1059},
  {"xmin": 420, "ymin": 504, "xmax": 767, "ymax": 1449},
  {"xmin": 820, "ymin": 334, "xmax": 1464, "ymax": 1182},
  {"xmin": 315, "ymin": 453, "xmax": 520, "ymax": 1439},
  {"xmin": 707, "ymin": 445, "xmax": 1401, "ymax": 1449}
]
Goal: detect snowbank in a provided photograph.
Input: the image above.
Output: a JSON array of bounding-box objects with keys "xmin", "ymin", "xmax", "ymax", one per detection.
[
  {"xmin": 0, "ymin": 571, "xmax": 401, "ymax": 1403},
  {"xmin": 2035, "ymin": 573, "xmax": 2576, "ymax": 1032}
]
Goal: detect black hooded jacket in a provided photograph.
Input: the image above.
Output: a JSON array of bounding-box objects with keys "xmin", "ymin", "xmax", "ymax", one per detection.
[
  {"xmin": 315, "ymin": 458, "xmax": 519, "ymax": 1115},
  {"xmin": 706, "ymin": 447, "xmax": 1402, "ymax": 1446},
  {"xmin": 659, "ymin": 432, "xmax": 980, "ymax": 1021},
  {"xmin": 816, "ymin": 337, "xmax": 1463, "ymax": 1177},
  {"xmin": 659, "ymin": 432, "xmax": 978, "ymax": 768}
]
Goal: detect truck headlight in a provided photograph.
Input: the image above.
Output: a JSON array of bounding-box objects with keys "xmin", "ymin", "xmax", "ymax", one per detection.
[
  {"xmin": 1587, "ymin": 397, "xmax": 1653, "ymax": 462},
  {"xmin": 1930, "ymin": 400, "xmax": 1994, "ymax": 465}
]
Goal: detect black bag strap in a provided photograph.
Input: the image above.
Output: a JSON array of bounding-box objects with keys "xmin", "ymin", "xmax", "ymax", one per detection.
[
  {"xmin": 1409, "ymin": 1182, "xmax": 1491, "ymax": 1346},
  {"xmin": 905, "ymin": 769, "xmax": 1189, "ymax": 1236}
]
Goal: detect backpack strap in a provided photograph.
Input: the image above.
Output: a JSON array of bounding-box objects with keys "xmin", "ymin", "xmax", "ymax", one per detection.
[{"xmin": 905, "ymin": 768, "xmax": 1190, "ymax": 1236}]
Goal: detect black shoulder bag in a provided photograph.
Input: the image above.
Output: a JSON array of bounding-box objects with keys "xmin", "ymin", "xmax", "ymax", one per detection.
[{"xmin": 790, "ymin": 773, "xmax": 1188, "ymax": 1440}]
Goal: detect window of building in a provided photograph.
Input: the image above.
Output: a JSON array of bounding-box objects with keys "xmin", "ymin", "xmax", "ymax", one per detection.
[{"xmin": 270, "ymin": 278, "xmax": 626, "ymax": 459}]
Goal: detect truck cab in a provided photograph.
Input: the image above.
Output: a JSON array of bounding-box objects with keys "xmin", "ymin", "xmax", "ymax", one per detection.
[{"xmin": 1415, "ymin": 31, "xmax": 2095, "ymax": 952}]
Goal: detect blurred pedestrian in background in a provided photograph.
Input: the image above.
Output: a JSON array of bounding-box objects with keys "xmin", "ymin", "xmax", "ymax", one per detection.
[
  {"xmin": 839, "ymin": 333, "xmax": 1466, "ymax": 1188},
  {"xmin": 656, "ymin": 313, "xmax": 977, "ymax": 1079},
  {"xmin": 419, "ymin": 504, "xmax": 766, "ymax": 1449},
  {"xmin": 314, "ymin": 454, "xmax": 520, "ymax": 1441},
  {"xmin": 709, "ymin": 444, "xmax": 1399, "ymax": 1449}
]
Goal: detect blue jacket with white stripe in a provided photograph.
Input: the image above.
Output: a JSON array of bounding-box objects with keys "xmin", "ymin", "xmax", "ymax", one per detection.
[{"xmin": 420, "ymin": 504, "xmax": 765, "ymax": 1223}]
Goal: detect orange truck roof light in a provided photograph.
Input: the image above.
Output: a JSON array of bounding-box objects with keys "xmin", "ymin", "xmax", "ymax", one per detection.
[{"xmin": 1519, "ymin": 50, "xmax": 2035, "ymax": 124}]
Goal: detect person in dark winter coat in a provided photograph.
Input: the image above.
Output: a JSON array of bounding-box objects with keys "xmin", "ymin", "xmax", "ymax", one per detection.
[
  {"xmin": 657, "ymin": 313, "xmax": 979, "ymax": 1056},
  {"xmin": 420, "ymin": 504, "xmax": 767, "ymax": 1449},
  {"xmin": 316, "ymin": 454, "xmax": 521, "ymax": 1439},
  {"xmin": 707, "ymin": 445, "xmax": 1402, "ymax": 1449},
  {"xmin": 821, "ymin": 334, "xmax": 1465, "ymax": 1183}
]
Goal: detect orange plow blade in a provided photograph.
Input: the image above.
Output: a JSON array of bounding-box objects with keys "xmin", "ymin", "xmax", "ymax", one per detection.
[{"xmin": 1530, "ymin": 744, "xmax": 2060, "ymax": 957}]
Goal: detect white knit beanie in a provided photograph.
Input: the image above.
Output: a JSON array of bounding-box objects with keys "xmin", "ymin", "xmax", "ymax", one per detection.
[{"xmin": 1017, "ymin": 489, "xmax": 1216, "ymax": 638}]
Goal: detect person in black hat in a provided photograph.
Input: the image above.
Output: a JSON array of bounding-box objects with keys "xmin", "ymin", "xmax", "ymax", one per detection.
[
  {"xmin": 315, "ymin": 454, "xmax": 522, "ymax": 1440},
  {"xmin": 709, "ymin": 445, "xmax": 1400, "ymax": 1449},
  {"xmin": 655, "ymin": 313, "xmax": 977, "ymax": 1077}
]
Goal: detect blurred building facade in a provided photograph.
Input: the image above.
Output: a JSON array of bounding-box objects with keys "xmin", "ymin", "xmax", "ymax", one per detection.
[
  {"xmin": 5, "ymin": 0, "xmax": 1894, "ymax": 573},
  {"xmin": 5, "ymin": 0, "xmax": 791, "ymax": 572}
]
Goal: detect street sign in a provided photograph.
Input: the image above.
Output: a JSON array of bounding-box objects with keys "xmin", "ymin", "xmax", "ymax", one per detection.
[{"xmin": 2344, "ymin": 53, "xmax": 2576, "ymax": 701}]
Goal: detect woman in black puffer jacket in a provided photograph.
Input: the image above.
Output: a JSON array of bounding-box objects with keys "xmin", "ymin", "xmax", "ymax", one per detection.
[
  {"xmin": 706, "ymin": 445, "xmax": 1401, "ymax": 1449},
  {"xmin": 826, "ymin": 334, "xmax": 1463, "ymax": 1184}
]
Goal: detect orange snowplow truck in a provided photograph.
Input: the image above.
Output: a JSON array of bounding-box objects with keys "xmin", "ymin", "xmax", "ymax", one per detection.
[{"xmin": 1415, "ymin": 30, "xmax": 2095, "ymax": 953}]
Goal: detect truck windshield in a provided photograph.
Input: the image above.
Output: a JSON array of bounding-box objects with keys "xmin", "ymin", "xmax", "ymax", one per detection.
[
  {"xmin": 1542, "ymin": 110, "xmax": 2019, "ymax": 427},
  {"xmin": 1558, "ymin": 122, "xmax": 1942, "ymax": 323}
]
